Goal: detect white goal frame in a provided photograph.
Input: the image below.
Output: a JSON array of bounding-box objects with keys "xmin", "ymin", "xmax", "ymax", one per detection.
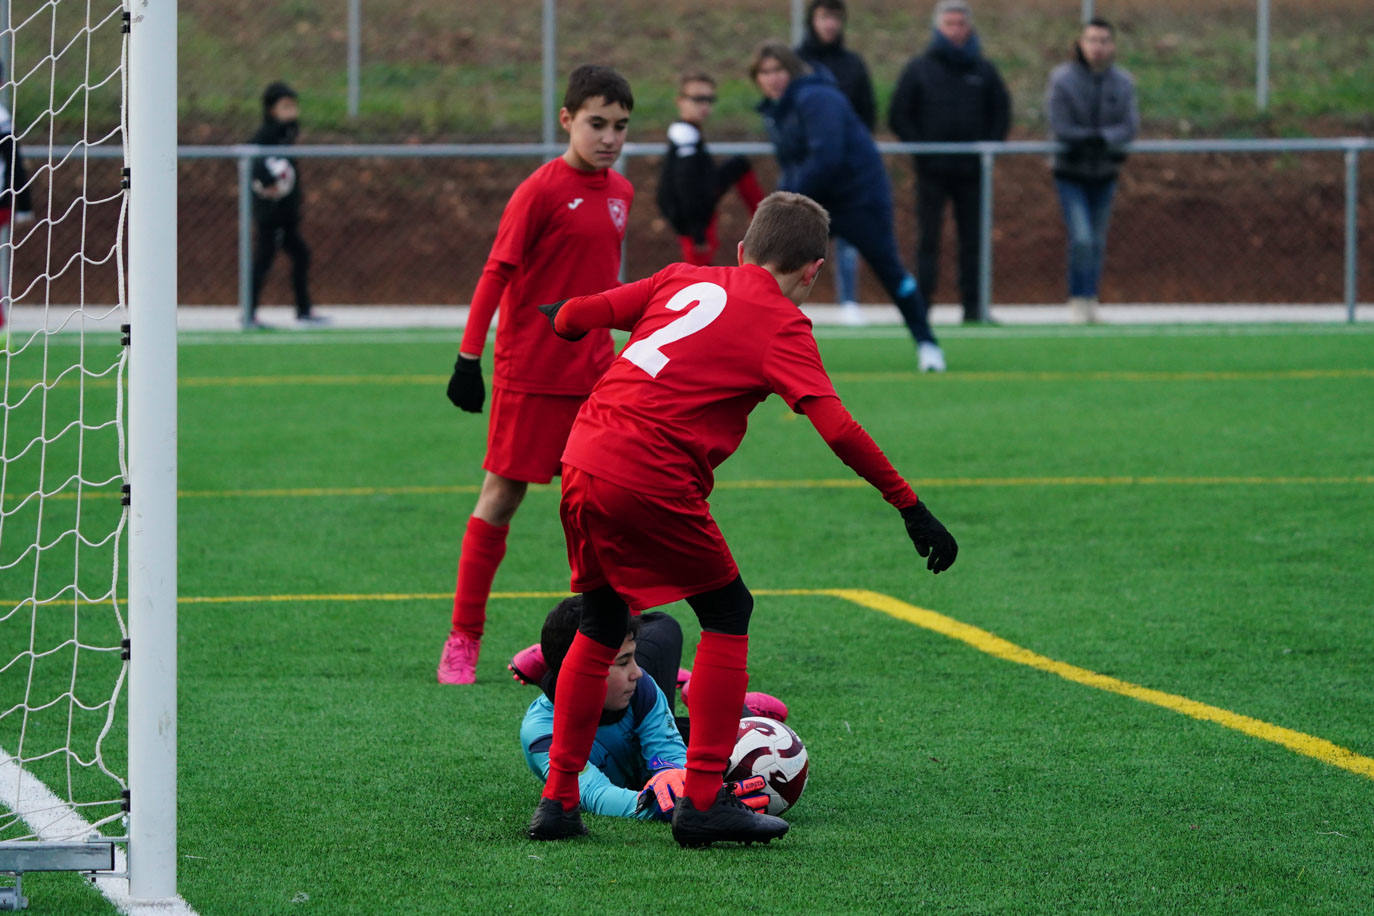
[{"xmin": 125, "ymin": 0, "xmax": 177, "ymax": 902}]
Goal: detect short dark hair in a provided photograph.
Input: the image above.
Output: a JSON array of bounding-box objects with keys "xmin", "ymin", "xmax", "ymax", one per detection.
[
  {"xmin": 741, "ymin": 191, "xmax": 830, "ymax": 274},
  {"xmin": 1085, "ymin": 16, "xmax": 1114, "ymax": 34},
  {"xmin": 563, "ymin": 65, "xmax": 635, "ymax": 115},
  {"xmin": 261, "ymin": 81, "xmax": 297, "ymax": 112},
  {"xmin": 808, "ymin": 0, "xmax": 847, "ymax": 19},
  {"xmin": 748, "ymin": 42, "xmax": 812, "ymax": 82},
  {"xmin": 540, "ymin": 596, "xmax": 641, "ymax": 686},
  {"xmin": 678, "ymin": 70, "xmax": 716, "ymax": 92}
]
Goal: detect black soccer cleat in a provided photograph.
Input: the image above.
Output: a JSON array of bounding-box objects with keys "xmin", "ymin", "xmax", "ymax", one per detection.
[
  {"xmin": 527, "ymin": 798, "xmax": 589, "ymax": 841},
  {"xmin": 671, "ymin": 784, "xmax": 789, "ymax": 848}
]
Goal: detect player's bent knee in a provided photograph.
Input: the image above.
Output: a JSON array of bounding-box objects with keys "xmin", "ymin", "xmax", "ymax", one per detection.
[
  {"xmin": 687, "ymin": 577, "xmax": 753, "ymax": 636},
  {"xmin": 577, "ymin": 586, "xmax": 631, "ymax": 649}
]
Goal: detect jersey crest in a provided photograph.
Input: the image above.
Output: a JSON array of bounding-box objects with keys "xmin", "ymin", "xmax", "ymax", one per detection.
[{"xmin": 607, "ymin": 198, "xmax": 628, "ymax": 233}]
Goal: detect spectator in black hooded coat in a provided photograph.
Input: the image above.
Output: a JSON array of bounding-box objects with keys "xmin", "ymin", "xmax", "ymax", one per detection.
[
  {"xmin": 248, "ymin": 81, "xmax": 320, "ymax": 327},
  {"xmin": 889, "ymin": 0, "xmax": 1010, "ymax": 324}
]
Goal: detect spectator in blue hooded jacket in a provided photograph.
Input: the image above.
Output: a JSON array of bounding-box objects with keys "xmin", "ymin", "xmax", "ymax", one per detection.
[{"xmin": 750, "ymin": 41, "xmax": 945, "ymax": 372}]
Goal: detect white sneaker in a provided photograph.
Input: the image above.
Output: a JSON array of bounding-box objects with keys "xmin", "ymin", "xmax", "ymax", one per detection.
[
  {"xmin": 1068, "ymin": 297, "xmax": 1098, "ymax": 324},
  {"xmin": 839, "ymin": 301, "xmax": 867, "ymax": 326},
  {"xmin": 917, "ymin": 341, "xmax": 946, "ymax": 373}
]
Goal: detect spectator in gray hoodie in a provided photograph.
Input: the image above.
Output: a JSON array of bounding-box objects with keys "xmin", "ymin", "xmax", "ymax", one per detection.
[{"xmin": 1045, "ymin": 17, "xmax": 1138, "ymax": 323}]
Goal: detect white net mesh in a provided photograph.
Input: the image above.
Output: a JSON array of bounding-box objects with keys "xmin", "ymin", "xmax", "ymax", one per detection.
[{"xmin": 0, "ymin": 0, "xmax": 130, "ymax": 842}]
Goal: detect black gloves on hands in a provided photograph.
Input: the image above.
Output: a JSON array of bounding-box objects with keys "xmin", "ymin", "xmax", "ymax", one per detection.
[
  {"xmin": 446, "ymin": 356, "xmax": 485, "ymax": 413},
  {"xmin": 900, "ymin": 502, "xmax": 958, "ymax": 574},
  {"xmin": 537, "ymin": 299, "xmax": 584, "ymax": 341}
]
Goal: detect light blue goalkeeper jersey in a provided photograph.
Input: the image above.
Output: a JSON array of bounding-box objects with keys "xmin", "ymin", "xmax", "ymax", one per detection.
[{"xmin": 521, "ymin": 676, "xmax": 686, "ymax": 818}]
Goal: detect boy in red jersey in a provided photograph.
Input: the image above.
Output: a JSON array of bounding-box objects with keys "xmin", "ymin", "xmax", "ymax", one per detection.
[
  {"xmin": 527, "ymin": 191, "xmax": 958, "ymax": 845},
  {"xmin": 437, "ymin": 66, "xmax": 635, "ymax": 684}
]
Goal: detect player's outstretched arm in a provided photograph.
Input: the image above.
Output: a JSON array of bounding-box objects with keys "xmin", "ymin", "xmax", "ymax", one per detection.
[
  {"xmin": 799, "ymin": 394, "xmax": 957, "ymax": 574},
  {"xmin": 539, "ymin": 274, "xmax": 662, "ymax": 340}
]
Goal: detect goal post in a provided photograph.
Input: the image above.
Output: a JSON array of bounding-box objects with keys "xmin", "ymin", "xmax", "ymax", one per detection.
[{"xmin": 125, "ymin": 0, "xmax": 178, "ymax": 902}]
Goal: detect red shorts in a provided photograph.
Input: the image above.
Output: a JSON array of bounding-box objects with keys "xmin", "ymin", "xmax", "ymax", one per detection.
[
  {"xmin": 560, "ymin": 465, "xmax": 739, "ymax": 612},
  {"xmin": 484, "ymin": 388, "xmax": 586, "ymax": 484}
]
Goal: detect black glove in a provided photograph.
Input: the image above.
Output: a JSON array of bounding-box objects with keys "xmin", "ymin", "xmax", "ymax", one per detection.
[
  {"xmin": 900, "ymin": 502, "xmax": 957, "ymax": 574},
  {"xmin": 446, "ymin": 356, "xmax": 485, "ymax": 413},
  {"xmin": 537, "ymin": 299, "xmax": 584, "ymax": 341}
]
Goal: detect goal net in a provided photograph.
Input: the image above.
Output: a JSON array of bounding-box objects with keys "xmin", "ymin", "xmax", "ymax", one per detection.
[{"xmin": 0, "ymin": 0, "xmax": 177, "ymax": 905}]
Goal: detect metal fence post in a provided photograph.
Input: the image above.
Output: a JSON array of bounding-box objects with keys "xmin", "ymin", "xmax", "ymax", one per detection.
[
  {"xmin": 542, "ymin": 0, "xmax": 556, "ymax": 149},
  {"xmin": 1256, "ymin": 0, "xmax": 1270, "ymax": 111},
  {"xmin": 791, "ymin": 0, "xmax": 805, "ymax": 46},
  {"xmin": 237, "ymin": 153, "xmax": 253, "ymax": 328},
  {"xmin": 1345, "ymin": 146, "xmax": 1358, "ymax": 323},
  {"xmin": 978, "ymin": 146, "xmax": 994, "ymax": 322},
  {"xmin": 347, "ymin": 0, "xmax": 361, "ymax": 119}
]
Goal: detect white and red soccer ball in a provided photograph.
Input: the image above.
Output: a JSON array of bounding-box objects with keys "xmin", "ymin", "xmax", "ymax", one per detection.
[{"xmin": 725, "ymin": 716, "xmax": 809, "ymax": 815}]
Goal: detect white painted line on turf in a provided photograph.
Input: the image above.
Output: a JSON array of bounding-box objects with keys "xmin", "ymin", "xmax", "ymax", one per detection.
[{"xmin": 0, "ymin": 748, "xmax": 199, "ymax": 915}]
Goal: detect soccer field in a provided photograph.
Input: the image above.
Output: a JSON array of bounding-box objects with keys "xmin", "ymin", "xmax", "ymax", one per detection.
[{"xmin": 6, "ymin": 322, "xmax": 1374, "ymax": 913}]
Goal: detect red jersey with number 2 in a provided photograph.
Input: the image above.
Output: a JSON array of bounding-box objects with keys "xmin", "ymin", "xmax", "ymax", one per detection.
[
  {"xmin": 487, "ymin": 158, "xmax": 632, "ymax": 395},
  {"xmin": 562, "ymin": 262, "xmax": 838, "ymax": 499}
]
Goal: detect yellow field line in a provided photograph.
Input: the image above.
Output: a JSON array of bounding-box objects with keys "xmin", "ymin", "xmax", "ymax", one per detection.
[
  {"xmin": 828, "ymin": 588, "xmax": 1374, "ymax": 783},
  {"xmin": 10, "ymin": 367, "xmax": 1373, "ymax": 389},
  {"xmin": 21, "ymin": 474, "xmax": 1370, "ymax": 505},
  {"xmin": 159, "ymin": 586, "xmax": 1374, "ymax": 782}
]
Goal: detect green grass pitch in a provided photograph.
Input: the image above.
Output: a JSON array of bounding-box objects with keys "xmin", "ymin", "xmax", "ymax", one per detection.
[{"xmin": 3, "ymin": 321, "xmax": 1372, "ymax": 913}]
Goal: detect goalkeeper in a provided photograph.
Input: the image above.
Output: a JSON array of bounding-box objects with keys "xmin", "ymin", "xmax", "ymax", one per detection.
[{"xmin": 520, "ymin": 597, "xmax": 771, "ymax": 820}]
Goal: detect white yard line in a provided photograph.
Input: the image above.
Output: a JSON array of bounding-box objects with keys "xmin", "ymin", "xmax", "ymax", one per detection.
[{"xmin": 0, "ymin": 749, "xmax": 198, "ymax": 915}]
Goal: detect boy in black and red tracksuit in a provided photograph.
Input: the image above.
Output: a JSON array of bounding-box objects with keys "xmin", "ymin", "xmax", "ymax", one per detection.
[
  {"xmin": 527, "ymin": 191, "xmax": 958, "ymax": 846},
  {"xmin": 437, "ymin": 66, "xmax": 636, "ymax": 685},
  {"xmin": 248, "ymin": 81, "xmax": 319, "ymax": 326},
  {"xmin": 656, "ymin": 71, "xmax": 763, "ymax": 266}
]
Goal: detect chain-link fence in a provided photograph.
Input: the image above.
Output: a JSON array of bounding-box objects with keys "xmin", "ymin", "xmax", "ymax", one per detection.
[{"xmin": 166, "ymin": 140, "xmax": 1369, "ymax": 316}]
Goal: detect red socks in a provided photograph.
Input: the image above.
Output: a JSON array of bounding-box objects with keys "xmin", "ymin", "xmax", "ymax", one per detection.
[
  {"xmin": 449, "ymin": 515, "xmax": 508, "ymax": 640},
  {"xmin": 684, "ymin": 631, "xmax": 750, "ymax": 810},
  {"xmin": 543, "ymin": 632, "xmax": 619, "ymax": 810}
]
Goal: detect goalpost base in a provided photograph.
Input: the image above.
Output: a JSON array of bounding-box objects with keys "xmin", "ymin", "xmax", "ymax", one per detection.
[{"xmin": 0, "ymin": 842, "xmax": 117, "ymax": 910}]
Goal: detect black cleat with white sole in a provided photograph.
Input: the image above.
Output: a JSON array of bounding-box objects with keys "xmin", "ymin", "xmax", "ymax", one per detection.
[
  {"xmin": 527, "ymin": 798, "xmax": 589, "ymax": 841},
  {"xmin": 671, "ymin": 784, "xmax": 789, "ymax": 848}
]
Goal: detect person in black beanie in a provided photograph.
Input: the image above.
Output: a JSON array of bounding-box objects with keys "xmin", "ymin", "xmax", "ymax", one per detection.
[
  {"xmin": 248, "ymin": 81, "xmax": 321, "ymax": 327},
  {"xmin": 890, "ymin": 1, "xmax": 1010, "ymax": 324}
]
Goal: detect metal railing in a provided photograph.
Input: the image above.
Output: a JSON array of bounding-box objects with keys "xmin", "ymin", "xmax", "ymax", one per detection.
[{"xmin": 68, "ymin": 136, "xmax": 1370, "ymax": 324}]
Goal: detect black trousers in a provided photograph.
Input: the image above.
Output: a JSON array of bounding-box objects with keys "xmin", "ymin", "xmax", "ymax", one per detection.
[
  {"xmin": 251, "ymin": 212, "xmax": 312, "ymax": 318},
  {"xmin": 916, "ymin": 169, "xmax": 982, "ymax": 321},
  {"xmin": 632, "ymin": 611, "xmax": 683, "ymax": 707}
]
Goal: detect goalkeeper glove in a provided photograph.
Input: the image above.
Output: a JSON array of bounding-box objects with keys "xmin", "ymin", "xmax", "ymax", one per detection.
[
  {"xmin": 730, "ymin": 775, "xmax": 770, "ymax": 813},
  {"xmin": 537, "ymin": 299, "xmax": 585, "ymax": 341},
  {"xmin": 446, "ymin": 355, "xmax": 485, "ymax": 413},
  {"xmin": 900, "ymin": 502, "xmax": 958, "ymax": 574},
  {"xmin": 636, "ymin": 768, "xmax": 687, "ymax": 820}
]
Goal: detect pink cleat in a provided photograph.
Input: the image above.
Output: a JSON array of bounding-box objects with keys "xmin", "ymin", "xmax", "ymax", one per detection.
[
  {"xmin": 508, "ymin": 643, "xmax": 547, "ymax": 685},
  {"xmin": 437, "ymin": 632, "xmax": 480, "ymax": 684},
  {"xmin": 743, "ymin": 691, "xmax": 789, "ymax": 723},
  {"xmin": 676, "ymin": 667, "xmax": 692, "ymax": 689}
]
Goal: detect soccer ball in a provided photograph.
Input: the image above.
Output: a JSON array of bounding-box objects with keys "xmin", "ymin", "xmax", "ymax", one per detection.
[
  {"xmin": 725, "ymin": 716, "xmax": 809, "ymax": 815},
  {"xmin": 256, "ymin": 156, "xmax": 296, "ymax": 199}
]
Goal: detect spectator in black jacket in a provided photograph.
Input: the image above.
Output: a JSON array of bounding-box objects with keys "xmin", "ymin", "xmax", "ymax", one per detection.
[
  {"xmin": 248, "ymin": 81, "xmax": 321, "ymax": 328},
  {"xmin": 889, "ymin": 1, "xmax": 1010, "ymax": 324},
  {"xmin": 656, "ymin": 71, "xmax": 763, "ymax": 266},
  {"xmin": 796, "ymin": 0, "xmax": 874, "ymax": 325}
]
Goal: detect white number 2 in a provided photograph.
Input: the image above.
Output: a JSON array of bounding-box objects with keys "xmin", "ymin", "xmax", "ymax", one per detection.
[{"xmin": 621, "ymin": 282, "xmax": 727, "ymax": 378}]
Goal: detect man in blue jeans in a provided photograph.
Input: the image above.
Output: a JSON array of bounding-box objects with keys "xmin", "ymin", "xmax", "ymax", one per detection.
[{"xmin": 1046, "ymin": 17, "xmax": 1138, "ymax": 324}]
